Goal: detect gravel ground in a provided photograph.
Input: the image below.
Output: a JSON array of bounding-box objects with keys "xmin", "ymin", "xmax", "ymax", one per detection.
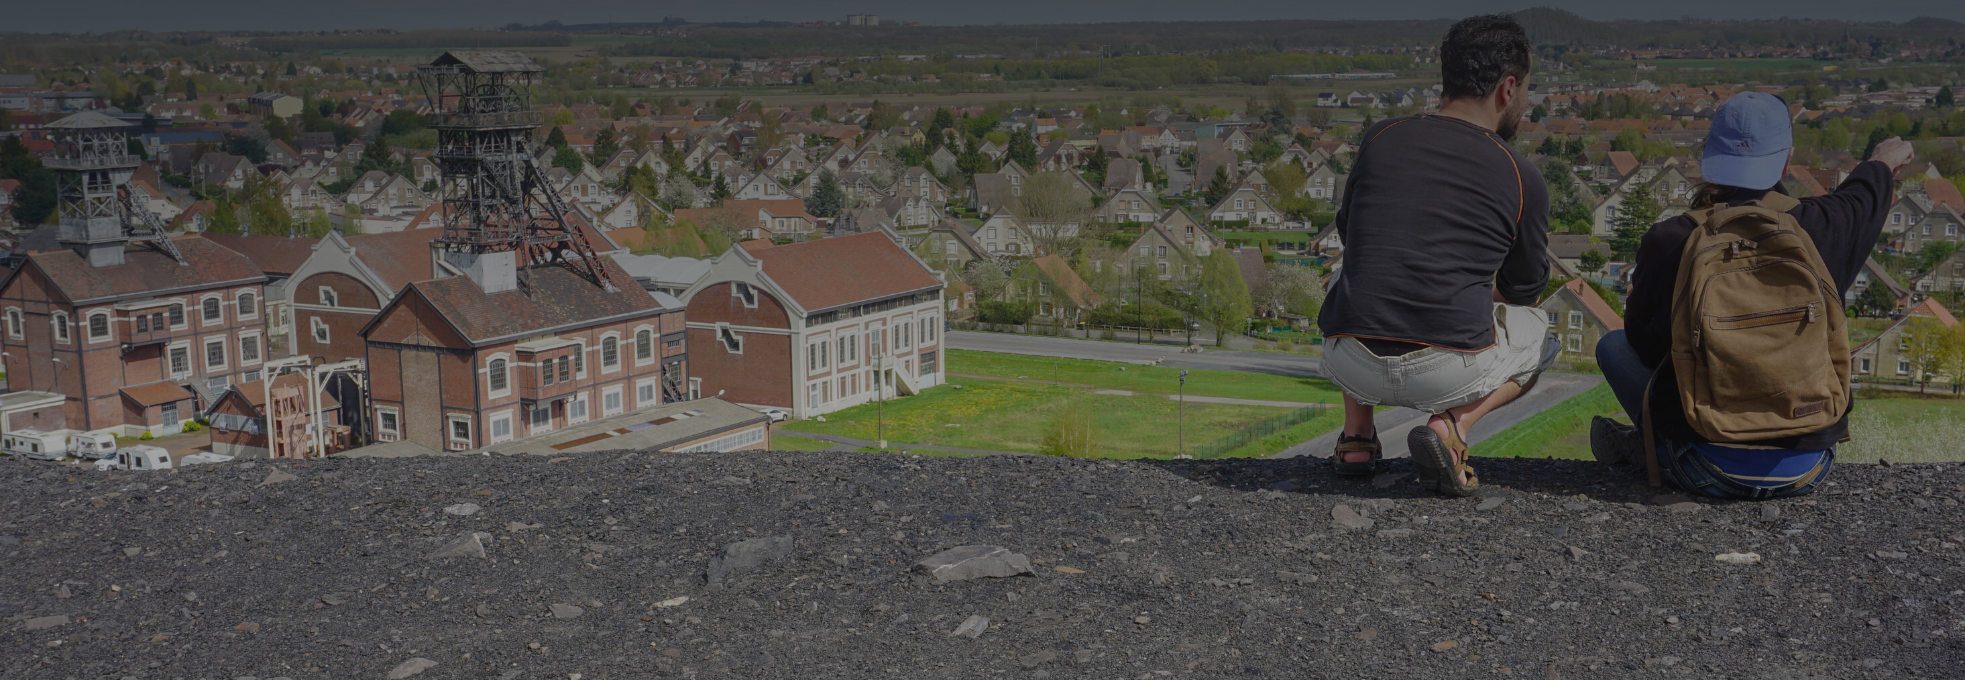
[{"xmin": 2, "ymin": 451, "xmax": 1958, "ymax": 680}]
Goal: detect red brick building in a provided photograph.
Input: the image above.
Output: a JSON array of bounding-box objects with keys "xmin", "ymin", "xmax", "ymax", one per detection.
[
  {"xmin": 360, "ymin": 257, "xmax": 686, "ymax": 452},
  {"xmin": 287, "ymin": 229, "xmax": 446, "ymax": 363},
  {"xmin": 682, "ymin": 232, "xmax": 946, "ymax": 419},
  {"xmin": 0, "ymin": 236, "xmax": 269, "ymax": 436}
]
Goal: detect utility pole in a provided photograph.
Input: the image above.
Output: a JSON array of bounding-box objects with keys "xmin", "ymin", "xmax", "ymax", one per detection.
[
  {"xmin": 1178, "ymin": 370, "xmax": 1188, "ymax": 457},
  {"xmin": 875, "ymin": 345, "xmax": 886, "ymax": 449},
  {"xmin": 1135, "ymin": 263, "xmax": 1143, "ymax": 344}
]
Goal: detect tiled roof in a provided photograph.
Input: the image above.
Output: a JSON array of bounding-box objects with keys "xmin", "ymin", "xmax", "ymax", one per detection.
[
  {"xmin": 120, "ymin": 381, "xmax": 193, "ymax": 407},
  {"xmin": 346, "ymin": 228, "xmax": 443, "ymax": 292},
  {"xmin": 1561, "ymin": 279, "xmax": 1625, "ymax": 332},
  {"xmin": 394, "ymin": 256, "xmax": 665, "ymax": 346},
  {"xmin": 1924, "ymin": 178, "xmax": 1965, "ymax": 214},
  {"xmin": 750, "ymin": 231, "xmax": 941, "ymax": 313},
  {"xmin": 202, "ymin": 233, "xmax": 319, "ymax": 275},
  {"xmin": 25, "ymin": 236, "xmax": 265, "ymax": 305},
  {"xmin": 1030, "ymin": 254, "xmax": 1103, "ymax": 308}
]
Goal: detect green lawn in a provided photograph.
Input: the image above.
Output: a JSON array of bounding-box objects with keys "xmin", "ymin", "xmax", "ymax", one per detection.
[
  {"xmin": 947, "ymin": 349, "xmax": 1343, "ymax": 404},
  {"xmin": 1219, "ymin": 231, "xmax": 1315, "ymax": 246},
  {"xmin": 1471, "ymin": 382, "xmax": 1623, "ymax": 460},
  {"xmin": 779, "ymin": 373, "xmax": 1319, "ymax": 459},
  {"xmin": 770, "ymin": 435, "xmax": 837, "ymax": 451}
]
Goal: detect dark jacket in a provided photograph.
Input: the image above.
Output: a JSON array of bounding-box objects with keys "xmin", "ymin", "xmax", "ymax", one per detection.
[
  {"xmin": 1318, "ymin": 114, "xmax": 1551, "ymax": 352},
  {"xmin": 1625, "ymin": 160, "xmax": 1894, "ymax": 449}
]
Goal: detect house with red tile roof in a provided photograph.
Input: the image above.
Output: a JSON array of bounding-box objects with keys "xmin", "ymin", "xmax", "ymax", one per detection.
[
  {"xmin": 1852, "ymin": 298, "xmax": 1960, "ymax": 382},
  {"xmin": 680, "ymin": 231, "xmax": 946, "ymax": 419},
  {"xmin": 1539, "ymin": 278, "xmax": 1624, "ymax": 362}
]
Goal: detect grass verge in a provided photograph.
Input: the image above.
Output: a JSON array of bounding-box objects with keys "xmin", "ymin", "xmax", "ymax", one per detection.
[
  {"xmin": 1471, "ymin": 383, "xmax": 1621, "ymax": 460},
  {"xmin": 947, "ymin": 349, "xmax": 1342, "ymax": 404}
]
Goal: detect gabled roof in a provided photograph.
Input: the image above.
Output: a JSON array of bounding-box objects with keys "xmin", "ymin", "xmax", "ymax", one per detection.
[
  {"xmin": 1030, "ymin": 255, "xmax": 1103, "ymax": 308},
  {"xmin": 202, "ymin": 233, "xmax": 319, "ymax": 276},
  {"xmin": 1925, "ymin": 178, "xmax": 1965, "ymax": 214},
  {"xmin": 747, "ymin": 231, "xmax": 942, "ymax": 313},
  {"xmin": 20, "ymin": 236, "xmax": 265, "ymax": 305},
  {"xmin": 345, "ymin": 228, "xmax": 445, "ymax": 292},
  {"xmin": 376, "ymin": 256, "xmax": 663, "ymax": 347},
  {"xmin": 1557, "ymin": 278, "xmax": 1624, "ymax": 332},
  {"xmin": 120, "ymin": 381, "xmax": 193, "ymax": 407}
]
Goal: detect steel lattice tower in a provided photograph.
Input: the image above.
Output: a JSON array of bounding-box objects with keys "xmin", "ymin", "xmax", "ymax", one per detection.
[
  {"xmin": 417, "ymin": 51, "xmax": 612, "ymax": 295},
  {"xmin": 47, "ymin": 111, "xmax": 182, "ymax": 268}
]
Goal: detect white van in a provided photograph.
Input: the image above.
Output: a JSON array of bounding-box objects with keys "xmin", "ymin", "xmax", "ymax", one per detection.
[
  {"xmin": 3, "ymin": 429, "xmax": 73, "ymax": 461},
  {"xmin": 107, "ymin": 446, "xmax": 174, "ymax": 471}
]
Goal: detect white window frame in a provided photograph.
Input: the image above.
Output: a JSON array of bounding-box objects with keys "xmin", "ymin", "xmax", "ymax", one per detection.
[
  {"xmin": 447, "ymin": 414, "xmax": 473, "ymax": 451},
  {"xmin": 4, "ymin": 307, "xmax": 22, "ymax": 340},
  {"xmin": 373, "ymin": 407, "xmax": 401, "ymax": 441},
  {"xmin": 600, "ymin": 333, "xmax": 622, "ymax": 372},
  {"xmin": 51, "ymin": 311, "xmax": 70, "ymax": 344},
  {"xmin": 602, "ymin": 385, "xmax": 624, "ymax": 416},
  {"xmin": 718, "ymin": 324, "xmax": 743, "ymax": 354},
  {"xmin": 1565, "ymin": 334, "xmax": 1583, "ymax": 353},
  {"xmin": 1858, "ymin": 357, "xmax": 1872, "ymax": 374},
  {"xmin": 203, "ymin": 336, "xmax": 229, "ymax": 372},
  {"xmin": 568, "ymin": 391, "xmax": 590, "ymax": 425},
  {"xmin": 168, "ymin": 301, "xmax": 186, "ymax": 329},
  {"xmin": 732, "ymin": 282, "xmax": 758, "ymax": 308},
  {"xmin": 636, "ymin": 377, "xmax": 659, "ymax": 408},
  {"xmin": 168, "ymin": 343, "xmax": 192, "ymax": 378},
  {"xmin": 489, "ymin": 410, "xmax": 514, "ymax": 443},
  {"xmin": 200, "ymin": 295, "xmax": 225, "ymax": 326},
  {"xmin": 634, "ymin": 326, "xmax": 656, "ymax": 365},
  {"xmin": 486, "ymin": 353, "xmax": 512, "ymax": 397},
  {"xmin": 1568, "ymin": 311, "xmax": 1584, "ymax": 329},
  {"xmin": 87, "ymin": 311, "xmax": 112, "ymax": 342},
  {"xmin": 238, "ymin": 332, "xmax": 262, "ymax": 365},
  {"xmin": 236, "ymin": 290, "xmax": 259, "ymax": 321},
  {"xmin": 1898, "ymin": 359, "xmax": 1911, "ymax": 375},
  {"xmin": 311, "ymin": 316, "xmax": 330, "ymax": 344}
]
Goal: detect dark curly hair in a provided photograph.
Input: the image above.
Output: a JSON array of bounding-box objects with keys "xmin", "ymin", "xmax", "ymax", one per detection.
[{"xmin": 1440, "ymin": 14, "xmax": 1532, "ymax": 100}]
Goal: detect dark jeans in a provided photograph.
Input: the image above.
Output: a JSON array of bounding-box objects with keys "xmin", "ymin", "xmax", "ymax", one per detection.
[{"xmin": 1592, "ymin": 330, "xmax": 1833, "ymax": 500}]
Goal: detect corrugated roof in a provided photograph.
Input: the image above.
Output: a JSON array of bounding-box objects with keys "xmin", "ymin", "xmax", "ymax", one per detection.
[
  {"xmin": 398, "ymin": 256, "xmax": 666, "ymax": 346},
  {"xmin": 202, "ymin": 233, "xmax": 319, "ymax": 275},
  {"xmin": 26, "ymin": 236, "xmax": 266, "ymax": 304},
  {"xmin": 430, "ymin": 50, "xmax": 543, "ymax": 74},
  {"xmin": 750, "ymin": 231, "xmax": 942, "ymax": 313}
]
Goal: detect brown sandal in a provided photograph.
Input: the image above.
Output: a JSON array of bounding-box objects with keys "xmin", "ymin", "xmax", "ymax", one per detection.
[
  {"xmin": 1331, "ymin": 433, "xmax": 1381, "ymax": 477},
  {"xmin": 1410, "ymin": 414, "xmax": 1479, "ymax": 496}
]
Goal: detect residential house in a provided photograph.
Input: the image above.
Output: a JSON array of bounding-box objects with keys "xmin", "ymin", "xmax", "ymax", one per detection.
[
  {"xmin": 1847, "ymin": 257, "xmax": 1911, "ymax": 309},
  {"xmin": 1851, "ymin": 298, "xmax": 1960, "ymax": 382},
  {"xmin": 1913, "ymin": 246, "xmax": 1965, "ymax": 294},
  {"xmin": 1305, "ymin": 163, "xmax": 1346, "ymax": 202},
  {"xmin": 1096, "ymin": 188, "xmax": 1161, "ymax": 224},
  {"xmin": 1103, "ymin": 158, "xmax": 1146, "ymax": 193},
  {"xmin": 1003, "ymin": 255, "xmax": 1103, "ymax": 322},
  {"xmin": 1538, "ymin": 279, "xmax": 1624, "ymax": 361},
  {"xmin": 972, "ymin": 213, "xmax": 1030, "ymax": 255},
  {"xmin": 1207, "ymin": 186, "xmax": 1282, "ymax": 226},
  {"xmin": 360, "ymin": 255, "xmax": 685, "ymax": 452},
  {"xmin": 680, "ymin": 232, "xmax": 945, "ymax": 419},
  {"xmin": 911, "ymin": 221, "xmax": 989, "ymax": 273}
]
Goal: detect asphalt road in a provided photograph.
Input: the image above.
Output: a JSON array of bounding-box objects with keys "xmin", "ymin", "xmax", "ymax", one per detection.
[{"xmin": 947, "ymin": 331, "xmax": 1323, "ymax": 378}]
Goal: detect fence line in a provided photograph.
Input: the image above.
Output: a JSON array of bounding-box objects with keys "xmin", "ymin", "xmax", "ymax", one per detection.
[{"xmin": 1191, "ymin": 403, "xmax": 1327, "ymax": 459}]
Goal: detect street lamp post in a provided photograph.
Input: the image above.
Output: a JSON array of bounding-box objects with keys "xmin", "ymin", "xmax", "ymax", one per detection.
[
  {"xmin": 875, "ymin": 348, "xmax": 886, "ymax": 449},
  {"xmin": 1178, "ymin": 370, "xmax": 1188, "ymax": 457}
]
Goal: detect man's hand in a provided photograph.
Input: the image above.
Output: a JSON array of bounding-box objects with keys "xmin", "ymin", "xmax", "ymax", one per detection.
[{"xmin": 1869, "ymin": 137, "xmax": 1914, "ymax": 174}]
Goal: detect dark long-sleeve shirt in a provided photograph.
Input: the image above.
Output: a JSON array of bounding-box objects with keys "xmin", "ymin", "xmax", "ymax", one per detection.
[
  {"xmin": 1626, "ymin": 160, "xmax": 1894, "ymax": 449},
  {"xmin": 1317, "ymin": 114, "xmax": 1551, "ymax": 352}
]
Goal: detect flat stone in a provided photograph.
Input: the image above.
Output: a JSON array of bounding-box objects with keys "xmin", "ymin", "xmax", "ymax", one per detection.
[
  {"xmin": 505, "ymin": 522, "xmax": 542, "ymax": 532},
  {"xmin": 1714, "ymin": 552, "xmax": 1762, "ymax": 565},
  {"xmin": 1330, "ymin": 504, "xmax": 1374, "ymax": 531},
  {"xmin": 1760, "ymin": 506, "xmax": 1780, "ymax": 521},
  {"xmin": 24, "ymin": 615, "xmax": 68, "ymax": 630},
  {"xmin": 950, "ymin": 614, "xmax": 990, "ymax": 638},
  {"xmin": 257, "ymin": 469, "xmax": 296, "ymax": 486},
  {"xmin": 54, "ymin": 584, "xmax": 70, "ymax": 599},
  {"xmin": 1562, "ymin": 502, "xmax": 1590, "ymax": 511},
  {"xmin": 233, "ymin": 622, "xmax": 259, "ymax": 632},
  {"xmin": 385, "ymin": 657, "xmax": 438, "ymax": 679},
  {"xmin": 1430, "ymin": 640, "xmax": 1458, "ymax": 653},
  {"xmin": 442, "ymin": 503, "xmax": 481, "ymax": 517},
  {"xmin": 1476, "ymin": 497, "xmax": 1507, "ymax": 511},
  {"xmin": 1651, "ymin": 493, "xmax": 1694, "ymax": 506},
  {"xmin": 428, "ymin": 532, "xmax": 487, "ymax": 560},
  {"xmin": 1663, "ymin": 502, "xmax": 1701, "ymax": 513},
  {"xmin": 550, "ymin": 603, "xmax": 584, "ymax": 619},
  {"xmin": 123, "ymin": 547, "xmax": 143, "ymax": 557},
  {"xmin": 911, "ymin": 545, "xmax": 1035, "ymax": 583},
  {"xmin": 1568, "ymin": 546, "xmax": 1590, "ymax": 561},
  {"xmin": 706, "ymin": 535, "xmax": 794, "ymax": 583},
  {"xmin": 1020, "ymin": 650, "xmax": 1058, "ymax": 667}
]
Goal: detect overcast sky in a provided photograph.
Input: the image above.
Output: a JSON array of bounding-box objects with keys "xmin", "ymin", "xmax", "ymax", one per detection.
[{"xmin": 10, "ymin": 1, "xmax": 1962, "ymax": 33}]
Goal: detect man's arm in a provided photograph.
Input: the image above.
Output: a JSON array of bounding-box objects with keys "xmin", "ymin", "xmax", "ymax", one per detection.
[
  {"xmin": 1799, "ymin": 139, "xmax": 1907, "ymax": 291},
  {"xmin": 1494, "ymin": 162, "xmax": 1551, "ymax": 305}
]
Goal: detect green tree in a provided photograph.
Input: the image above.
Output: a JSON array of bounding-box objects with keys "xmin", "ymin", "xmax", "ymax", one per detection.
[
  {"xmin": 285, "ymin": 62, "xmax": 297, "ymax": 76},
  {"xmin": 237, "ymin": 175, "xmax": 292, "ymax": 237},
  {"xmin": 1903, "ymin": 316, "xmax": 1952, "ymax": 392},
  {"xmin": 1916, "ymin": 241, "xmax": 1960, "ymax": 273},
  {"xmin": 1203, "ymin": 165, "xmax": 1233, "ymax": 206},
  {"xmin": 184, "ymin": 78, "xmax": 198, "ymax": 100},
  {"xmin": 710, "ymin": 174, "xmax": 731, "ymax": 203},
  {"xmin": 589, "ymin": 128, "xmax": 620, "ymax": 165},
  {"xmin": 811, "ymin": 104, "xmax": 829, "ymax": 122},
  {"xmin": 1197, "ymin": 248, "xmax": 1255, "ymax": 347},
  {"xmin": 552, "ymin": 146, "xmax": 585, "ymax": 175},
  {"xmin": 379, "ymin": 109, "xmax": 426, "ymax": 138},
  {"xmin": 262, "ymin": 114, "xmax": 292, "ymax": 142},
  {"xmin": 225, "ymin": 135, "xmax": 268, "ymax": 164},
  {"xmin": 1579, "ymin": 248, "xmax": 1608, "ymax": 276},
  {"xmin": 713, "ymin": 95, "xmax": 741, "ymax": 119},
  {"xmin": 1006, "ymin": 127, "xmax": 1038, "ymax": 170},
  {"xmin": 1530, "ymin": 104, "xmax": 1548, "ymax": 122},
  {"xmin": 546, "ymin": 126, "xmax": 569, "ymax": 150},
  {"xmin": 805, "ymin": 169, "xmax": 844, "ymax": 218},
  {"xmin": 205, "ymin": 200, "xmax": 241, "ymax": 234},
  {"xmin": 354, "ymin": 141, "xmax": 406, "ymax": 177},
  {"xmin": 1851, "ymin": 278, "xmax": 1898, "ymax": 317},
  {"xmin": 1937, "ymin": 86, "xmax": 1955, "ymax": 109},
  {"xmin": 1610, "ymin": 182, "xmax": 1661, "ymax": 259},
  {"xmin": 302, "ymin": 206, "xmax": 333, "ymax": 238},
  {"xmin": 957, "ymin": 136, "xmax": 990, "ymax": 176},
  {"xmin": 0, "ymin": 136, "xmax": 57, "ymax": 224}
]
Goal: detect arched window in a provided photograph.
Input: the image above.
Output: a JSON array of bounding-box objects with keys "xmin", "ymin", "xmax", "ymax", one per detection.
[
  {"xmin": 88, "ymin": 313, "xmax": 110, "ymax": 340},
  {"xmin": 636, "ymin": 330, "xmax": 653, "ymax": 361},
  {"xmin": 51, "ymin": 312, "xmax": 70, "ymax": 344},
  {"xmin": 201, "ymin": 297, "xmax": 222, "ymax": 324},
  {"xmin": 601, "ymin": 336, "xmax": 620, "ymax": 368},
  {"xmin": 237, "ymin": 291, "xmax": 257, "ymax": 319},
  {"xmin": 168, "ymin": 303, "xmax": 185, "ymax": 327},
  {"xmin": 488, "ymin": 358, "xmax": 508, "ymax": 392}
]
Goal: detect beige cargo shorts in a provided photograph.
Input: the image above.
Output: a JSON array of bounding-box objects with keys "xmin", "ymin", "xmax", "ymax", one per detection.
[{"xmin": 1323, "ymin": 303, "xmax": 1557, "ymax": 414}]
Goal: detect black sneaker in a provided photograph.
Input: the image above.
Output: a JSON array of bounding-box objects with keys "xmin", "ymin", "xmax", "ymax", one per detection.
[{"xmin": 1589, "ymin": 416, "xmax": 1641, "ymax": 466}]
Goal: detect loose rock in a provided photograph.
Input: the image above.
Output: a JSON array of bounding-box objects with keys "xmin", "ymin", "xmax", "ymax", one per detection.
[
  {"xmin": 706, "ymin": 535, "xmax": 794, "ymax": 583},
  {"xmin": 257, "ymin": 469, "xmax": 297, "ymax": 486},
  {"xmin": 443, "ymin": 503, "xmax": 481, "ymax": 516},
  {"xmin": 950, "ymin": 614, "xmax": 990, "ymax": 638},
  {"xmin": 428, "ymin": 532, "xmax": 488, "ymax": 560},
  {"xmin": 550, "ymin": 603, "xmax": 584, "ymax": 619},
  {"xmin": 911, "ymin": 545, "xmax": 1036, "ymax": 583},
  {"xmin": 1331, "ymin": 504, "xmax": 1374, "ymax": 531},
  {"xmin": 386, "ymin": 657, "xmax": 438, "ymax": 679},
  {"xmin": 1714, "ymin": 552, "xmax": 1762, "ymax": 565}
]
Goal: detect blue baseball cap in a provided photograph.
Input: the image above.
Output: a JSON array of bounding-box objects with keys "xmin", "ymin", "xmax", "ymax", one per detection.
[{"xmin": 1702, "ymin": 92, "xmax": 1793, "ymax": 190}]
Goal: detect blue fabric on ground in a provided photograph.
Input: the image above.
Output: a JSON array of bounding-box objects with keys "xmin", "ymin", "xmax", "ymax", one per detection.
[{"xmin": 1688, "ymin": 443, "xmax": 1832, "ymax": 486}]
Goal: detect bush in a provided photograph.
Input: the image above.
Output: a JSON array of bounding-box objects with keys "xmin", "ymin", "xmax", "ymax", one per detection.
[
  {"xmin": 978, "ymin": 301, "xmax": 1035, "ymax": 325},
  {"xmin": 1041, "ymin": 399, "xmax": 1100, "ymax": 458},
  {"xmin": 1087, "ymin": 303, "xmax": 1185, "ymax": 331},
  {"xmin": 179, "ymin": 421, "xmax": 201, "ymax": 433},
  {"xmin": 1278, "ymin": 339, "xmax": 1295, "ymax": 352},
  {"xmin": 139, "ymin": 432, "xmax": 153, "ymax": 441}
]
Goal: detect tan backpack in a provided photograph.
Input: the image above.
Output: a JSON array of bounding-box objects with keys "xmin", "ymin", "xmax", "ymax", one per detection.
[{"xmin": 1644, "ymin": 192, "xmax": 1851, "ymax": 484}]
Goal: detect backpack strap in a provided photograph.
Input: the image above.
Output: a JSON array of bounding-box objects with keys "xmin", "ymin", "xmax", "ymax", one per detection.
[
  {"xmin": 1641, "ymin": 367, "xmax": 1662, "ymax": 488},
  {"xmin": 1757, "ymin": 191, "xmax": 1800, "ymax": 213}
]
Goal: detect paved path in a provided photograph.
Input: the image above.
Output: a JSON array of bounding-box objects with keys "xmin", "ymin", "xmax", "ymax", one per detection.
[
  {"xmin": 783, "ymin": 431, "xmax": 1029, "ymax": 457},
  {"xmin": 1274, "ymin": 372, "xmax": 1603, "ymax": 460},
  {"xmin": 948, "ymin": 331, "xmax": 1323, "ymax": 378}
]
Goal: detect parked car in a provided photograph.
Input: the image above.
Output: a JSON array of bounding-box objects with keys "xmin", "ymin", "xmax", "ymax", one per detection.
[{"xmin": 756, "ymin": 407, "xmax": 789, "ymax": 423}]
